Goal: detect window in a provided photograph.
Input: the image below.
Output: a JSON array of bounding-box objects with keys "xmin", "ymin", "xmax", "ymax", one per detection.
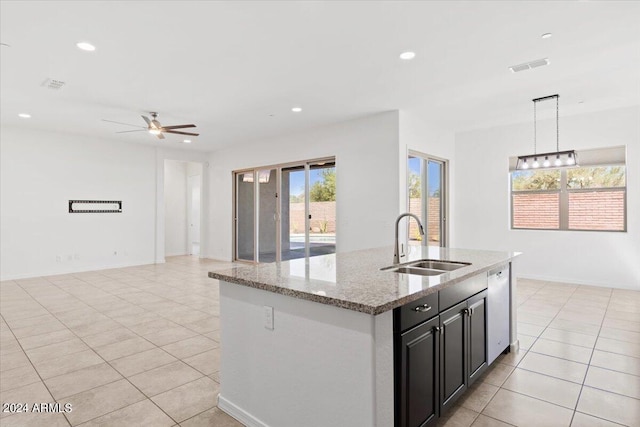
[{"xmin": 510, "ymin": 151, "xmax": 626, "ymax": 231}]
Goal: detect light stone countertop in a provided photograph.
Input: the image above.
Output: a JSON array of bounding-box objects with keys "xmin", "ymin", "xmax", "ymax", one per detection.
[{"xmin": 208, "ymin": 246, "xmax": 520, "ymax": 315}]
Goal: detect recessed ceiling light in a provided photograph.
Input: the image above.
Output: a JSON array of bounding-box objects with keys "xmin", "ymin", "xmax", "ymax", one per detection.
[
  {"xmin": 183, "ymin": 139, "xmax": 191, "ymax": 144},
  {"xmin": 291, "ymin": 107, "xmax": 302, "ymax": 113},
  {"xmin": 76, "ymin": 42, "xmax": 96, "ymax": 51},
  {"xmin": 399, "ymin": 51, "xmax": 416, "ymax": 60},
  {"xmin": 541, "ymin": 33, "xmax": 552, "ymax": 39},
  {"xmin": 18, "ymin": 113, "xmax": 31, "ymax": 118}
]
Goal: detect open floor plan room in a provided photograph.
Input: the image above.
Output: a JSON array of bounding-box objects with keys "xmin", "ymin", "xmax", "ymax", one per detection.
[{"xmin": 1, "ymin": 259, "xmax": 639, "ymax": 426}]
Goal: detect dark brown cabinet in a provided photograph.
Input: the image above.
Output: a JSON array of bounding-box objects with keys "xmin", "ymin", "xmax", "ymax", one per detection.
[
  {"xmin": 396, "ymin": 316, "xmax": 440, "ymax": 427},
  {"xmin": 439, "ymin": 300, "xmax": 467, "ymax": 413},
  {"xmin": 467, "ymin": 291, "xmax": 488, "ymax": 385},
  {"xmin": 395, "ymin": 287, "xmax": 489, "ymax": 427}
]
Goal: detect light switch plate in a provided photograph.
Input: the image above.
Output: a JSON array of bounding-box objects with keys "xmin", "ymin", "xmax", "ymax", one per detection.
[{"xmin": 264, "ymin": 306, "xmax": 274, "ymax": 330}]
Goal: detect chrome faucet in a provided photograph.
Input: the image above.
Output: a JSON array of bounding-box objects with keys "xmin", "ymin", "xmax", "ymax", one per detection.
[{"xmin": 394, "ymin": 213, "xmax": 425, "ymax": 264}]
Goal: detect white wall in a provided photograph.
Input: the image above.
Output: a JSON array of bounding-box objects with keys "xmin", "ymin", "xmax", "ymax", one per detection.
[
  {"xmin": 0, "ymin": 127, "xmax": 157, "ymax": 279},
  {"xmin": 454, "ymin": 106, "xmax": 640, "ymax": 290},
  {"xmin": 206, "ymin": 111, "xmax": 400, "ymax": 261},
  {"xmin": 164, "ymin": 160, "xmax": 188, "ymax": 256},
  {"xmin": 0, "ymin": 127, "xmax": 210, "ymax": 279}
]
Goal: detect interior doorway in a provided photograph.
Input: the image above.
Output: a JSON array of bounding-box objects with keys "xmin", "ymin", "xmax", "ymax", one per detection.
[
  {"xmin": 164, "ymin": 160, "xmax": 203, "ymax": 258},
  {"xmin": 188, "ymin": 174, "xmax": 201, "ymax": 255}
]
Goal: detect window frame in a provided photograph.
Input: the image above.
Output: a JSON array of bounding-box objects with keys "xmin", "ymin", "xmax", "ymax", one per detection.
[{"xmin": 510, "ymin": 164, "xmax": 627, "ymax": 232}]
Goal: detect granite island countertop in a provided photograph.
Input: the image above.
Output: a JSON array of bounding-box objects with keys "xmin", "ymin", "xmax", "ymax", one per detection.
[{"xmin": 208, "ymin": 246, "xmax": 520, "ymax": 315}]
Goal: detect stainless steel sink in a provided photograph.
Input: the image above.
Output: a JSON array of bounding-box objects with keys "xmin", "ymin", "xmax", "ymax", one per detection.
[
  {"xmin": 406, "ymin": 260, "xmax": 470, "ymax": 271},
  {"xmin": 381, "ymin": 259, "xmax": 471, "ymax": 277},
  {"xmin": 386, "ymin": 266, "xmax": 447, "ymax": 276}
]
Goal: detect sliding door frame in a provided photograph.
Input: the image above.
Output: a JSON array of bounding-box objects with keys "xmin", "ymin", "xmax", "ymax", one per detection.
[
  {"xmin": 407, "ymin": 150, "xmax": 449, "ymax": 247},
  {"xmin": 233, "ymin": 156, "xmax": 335, "ymax": 263}
]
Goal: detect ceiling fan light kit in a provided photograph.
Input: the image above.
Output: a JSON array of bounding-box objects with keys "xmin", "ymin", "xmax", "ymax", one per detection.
[
  {"xmin": 515, "ymin": 94, "xmax": 578, "ymax": 171},
  {"xmin": 104, "ymin": 112, "xmax": 199, "ymax": 141}
]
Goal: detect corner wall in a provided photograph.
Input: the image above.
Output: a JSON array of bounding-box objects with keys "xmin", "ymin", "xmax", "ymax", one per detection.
[
  {"xmin": 206, "ymin": 111, "xmax": 400, "ymax": 261},
  {"xmin": 454, "ymin": 106, "xmax": 640, "ymax": 289},
  {"xmin": 164, "ymin": 160, "xmax": 188, "ymax": 256}
]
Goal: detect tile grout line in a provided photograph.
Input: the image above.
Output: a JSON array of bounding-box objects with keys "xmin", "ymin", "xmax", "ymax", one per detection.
[
  {"xmin": 2, "ymin": 260, "xmax": 226, "ymax": 425},
  {"xmin": 480, "ymin": 281, "xmax": 582, "ymax": 425},
  {"xmin": 43, "ymin": 261, "xmax": 225, "ymax": 423},
  {"xmin": 7, "ymin": 274, "xmax": 184, "ymax": 426},
  {"xmin": 569, "ymin": 285, "xmax": 612, "ymax": 426},
  {"xmin": 0, "ymin": 311, "xmax": 73, "ymax": 427}
]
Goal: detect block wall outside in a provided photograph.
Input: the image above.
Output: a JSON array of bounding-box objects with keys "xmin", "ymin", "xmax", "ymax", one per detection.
[{"xmin": 512, "ymin": 191, "xmax": 624, "ymax": 230}]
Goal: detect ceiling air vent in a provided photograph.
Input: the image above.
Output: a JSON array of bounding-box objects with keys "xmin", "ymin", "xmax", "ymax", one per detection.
[
  {"xmin": 41, "ymin": 78, "xmax": 65, "ymax": 90},
  {"xmin": 509, "ymin": 58, "xmax": 550, "ymax": 73}
]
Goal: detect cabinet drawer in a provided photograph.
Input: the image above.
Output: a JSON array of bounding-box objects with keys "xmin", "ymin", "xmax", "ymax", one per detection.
[
  {"xmin": 439, "ymin": 274, "xmax": 487, "ymax": 311},
  {"xmin": 394, "ymin": 292, "xmax": 439, "ymax": 332}
]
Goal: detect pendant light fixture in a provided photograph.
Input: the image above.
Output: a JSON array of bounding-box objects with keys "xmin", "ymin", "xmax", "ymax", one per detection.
[{"xmin": 516, "ymin": 94, "xmax": 577, "ymax": 170}]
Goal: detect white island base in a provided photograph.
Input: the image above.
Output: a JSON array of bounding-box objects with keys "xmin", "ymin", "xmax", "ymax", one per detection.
[{"xmin": 217, "ymin": 281, "xmax": 395, "ymax": 427}]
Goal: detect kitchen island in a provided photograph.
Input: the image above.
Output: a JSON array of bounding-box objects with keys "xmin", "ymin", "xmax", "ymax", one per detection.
[{"xmin": 209, "ymin": 246, "xmax": 520, "ymax": 427}]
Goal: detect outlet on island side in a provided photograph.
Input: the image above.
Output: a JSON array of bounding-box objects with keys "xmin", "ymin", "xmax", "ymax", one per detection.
[{"xmin": 264, "ymin": 306, "xmax": 274, "ymax": 330}]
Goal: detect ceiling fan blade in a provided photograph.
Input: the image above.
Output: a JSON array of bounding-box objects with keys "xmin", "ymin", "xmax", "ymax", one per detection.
[
  {"xmin": 161, "ymin": 124, "xmax": 196, "ymax": 130},
  {"xmin": 116, "ymin": 130, "xmax": 146, "ymax": 134},
  {"xmin": 156, "ymin": 133, "xmax": 165, "ymax": 140},
  {"xmin": 141, "ymin": 115, "xmax": 151, "ymax": 126},
  {"xmin": 163, "ymin": 130, "xmax": 200, "ymax": 136},
  {"xmin": 102, "ymin": 119, "xmax": 146, "ymax": 129}
]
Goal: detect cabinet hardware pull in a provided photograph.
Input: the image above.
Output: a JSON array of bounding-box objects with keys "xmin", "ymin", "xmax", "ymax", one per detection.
[
  {"xmin": 462, "ymin": 308, "xmax": 470, "ymax": 315},
  {"xmin": 433, "ymin": 326, "xmax": 441, "ymax": 334},
  {"xmin": 414, "ymin": 304, "xmax": 432, "ymax": 312}
]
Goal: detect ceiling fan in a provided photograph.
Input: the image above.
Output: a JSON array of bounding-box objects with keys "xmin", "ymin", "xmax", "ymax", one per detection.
[{"xmin": 103, "ymin": 112, "xmax": 199, "ymax": 140}]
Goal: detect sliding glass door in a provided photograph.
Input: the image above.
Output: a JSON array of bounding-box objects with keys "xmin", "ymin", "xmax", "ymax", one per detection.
[
  {"xmin": 234, "ymin": 158, "xmax": 336, "ymax": 263},
  {"xmin": 408, "ymin": 152, "xmax": 447, "ymax": 247},
  {"xmin": 236, "ymin": 172, "xmax": 255, "ymax": 261}
]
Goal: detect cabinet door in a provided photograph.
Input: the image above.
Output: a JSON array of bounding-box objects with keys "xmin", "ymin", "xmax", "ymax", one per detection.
[
  {"xmin": 439, "ymin": 301, "xmax": 467, "ymax": 414},
  {"xmin": 467, "ymin": 291, "xmax": 488, "ymax": 385},
  {"xmin": 397, "ymin": 316, "xmax": 440, "ymax": 427}
]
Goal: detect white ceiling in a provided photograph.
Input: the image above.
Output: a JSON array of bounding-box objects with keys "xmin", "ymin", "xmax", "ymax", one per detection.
[{"xmin": 1, "ymin": 1, "xmax": 639, "ymax": 151}]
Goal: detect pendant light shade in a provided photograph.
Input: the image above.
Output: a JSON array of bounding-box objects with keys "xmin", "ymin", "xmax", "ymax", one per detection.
[{"xmin": 515, "ymin": 94, "xmax": 578, "ymax": 170}]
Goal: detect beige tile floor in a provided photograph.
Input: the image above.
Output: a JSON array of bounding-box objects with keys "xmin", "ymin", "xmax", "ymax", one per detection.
[
  {"xmin": 440, "ymin": 278, "xmax": 640, "ymax": 427},
  {"xmin": 1, "ymin": 256, "xmax": 240, "ymax": 427},
  {"xmin": 1, "ymin": 259, "xmax": 639, "ymax": 426}
]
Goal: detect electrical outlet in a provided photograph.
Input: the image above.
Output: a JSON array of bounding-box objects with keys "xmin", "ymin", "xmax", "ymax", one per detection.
[
  {"xmin": 74, "ymin": 254, "xmax": 80, "ymax": 260},
  {"xmin": 264, "ymin": 306, "xmax": 274, "ymax": 330},
  {"xmin": 56, "ymin": 255, "xmax": 62, "ymax": 262}
]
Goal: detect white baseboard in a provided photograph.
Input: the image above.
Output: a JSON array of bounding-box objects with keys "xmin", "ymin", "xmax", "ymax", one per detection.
[
  {"xmin": 217, "ymin": 394, "xmax": 269, "ymax": 427},
  {"xmin": 517, "ymin": 273, "xmax": 638, "ymax": 290},
  {"xmin": 0, "ymin": 259, "xmax": 157, "ymax": 281}
]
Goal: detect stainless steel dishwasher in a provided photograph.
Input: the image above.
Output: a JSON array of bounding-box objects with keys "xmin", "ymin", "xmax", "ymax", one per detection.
[{"xmin": 487, "ymin": 264, "xmax": 510, "ymax": 365}]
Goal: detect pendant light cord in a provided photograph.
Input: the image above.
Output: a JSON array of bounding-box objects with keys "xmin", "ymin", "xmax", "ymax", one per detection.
[
  {"xmin": 556, "ymin": 95, "xmax": 560, "ymax": 153},
  {"xmin": 533, "ymin": 101, "xmax": 537, "ymax": 155}
]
